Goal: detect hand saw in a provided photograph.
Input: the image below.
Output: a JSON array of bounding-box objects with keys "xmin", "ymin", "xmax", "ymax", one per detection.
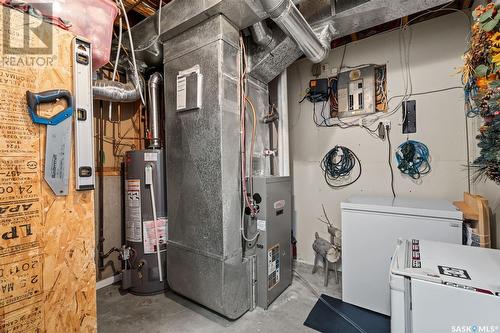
[{"xmin": 26, "ymin": 90, "xmax": 73, "ymax": 196}]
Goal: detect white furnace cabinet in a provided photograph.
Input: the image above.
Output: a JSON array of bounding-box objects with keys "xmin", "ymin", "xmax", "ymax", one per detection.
[{"xmin": 341, "ymin": 196, "xmax": 463, "ymax": 315}]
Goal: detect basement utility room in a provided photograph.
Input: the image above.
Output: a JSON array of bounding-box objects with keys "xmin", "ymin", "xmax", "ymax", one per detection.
[{"xmin": 0, "ymin": 0, "xmax": 498, "ymax": 332}]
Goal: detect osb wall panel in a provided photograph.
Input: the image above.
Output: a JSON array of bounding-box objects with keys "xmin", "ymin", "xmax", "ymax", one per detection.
[{"xmin": 0, "ymin": 7, "xmax": 96, "ymax": 332}]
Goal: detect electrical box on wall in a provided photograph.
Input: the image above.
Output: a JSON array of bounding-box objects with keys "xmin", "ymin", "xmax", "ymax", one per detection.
[
  {"xmin": 403, "ymin": 100, "xmax": 417, "ymax": 134},
  {"xmin": 308, "ymin": 78, "xmax": 330, "ymax": 102},
  {"xmin": 337, "ymin": 65, "xmax": 376, "ymax": 118}
]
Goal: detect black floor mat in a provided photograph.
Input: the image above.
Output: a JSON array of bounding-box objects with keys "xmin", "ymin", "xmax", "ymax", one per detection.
[{"xmin": 304, "ymin": 294, "xmax": 390, "ymax": 333}]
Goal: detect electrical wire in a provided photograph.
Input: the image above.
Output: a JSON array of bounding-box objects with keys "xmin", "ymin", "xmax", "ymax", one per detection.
[
  {"xmin": 386, "ymin": 126, "xmax": 396, "ymax": 197},
  {"xmin": 313, "ymin": 101, "xmax": 334, "ymax": 127},
  {"xmin": 108, "ymin": 15, "xmax": 123, "ymax": 121},
  {"xmin": 116, "ymin": 0, "xmax": 146, "ymax": 106},
  {"xmin": 321, "ymin": 16, "xmax": 414, "ymax": 129},
  {"xmin": 465, "ymin": 109, "xmax": 472, "ymax": 193},
  {"xmin": 321, "ymin": 146, "xmax": 362, "ymax": 188},
  {"xmin": 334, "ymin": 86, "xmax": 463, "ymax": 129},
  {"xmin": 134, "ymin": 0, "xmax": 163, "ymax": 52},
  {"xmin": 239, "ymin": 36, "xmax": 254, "ymax": 214},
  {"xmin": 316, "ymin": 1, "xmax": 471, "ymax": 131},
  {"xmin": 246, "ymin": 95, "xmax": 257, "ymax": 199},
  {"xmin": 239, "ymin": 35, "xmax": 259, "ymax": 243},
  {"xmin": 395, "ymin": 140, "xmax": 431, "ymax": 179}
]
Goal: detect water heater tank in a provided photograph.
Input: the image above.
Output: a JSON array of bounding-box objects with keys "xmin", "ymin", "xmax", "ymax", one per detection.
[{"xmin": 124, "ymin": 149, "xmax": 167, "ymax": 295}]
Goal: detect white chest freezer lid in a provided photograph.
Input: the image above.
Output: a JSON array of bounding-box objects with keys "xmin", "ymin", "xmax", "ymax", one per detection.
[
  {"xmin": 341, "ymin": 195, "xmax": 463, "ymax": 220},
  {"xmin": 391, "ymin": 239, "xmax": 500, "ymax": 295}
]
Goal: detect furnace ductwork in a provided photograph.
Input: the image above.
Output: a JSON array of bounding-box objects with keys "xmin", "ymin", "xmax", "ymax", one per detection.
[
  {"xmin": 147, "ymin": 72, "xmax": 163, "ymax": 149},
  {"xmin": 250, "ymin": 21, "xmax": 274, "ymax": 47},
  {"xmin": 93, "ymin": 66, "xmax": 144, "ymax": 103},
  {"xmin": 259, "ymin": 0, "xmax": 334, "ymax": 63}
]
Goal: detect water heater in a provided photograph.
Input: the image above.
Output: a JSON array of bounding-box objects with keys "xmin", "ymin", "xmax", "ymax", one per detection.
[{"xmin": 123, "ymin": 149, "xmax": 167, "ymax": 295}]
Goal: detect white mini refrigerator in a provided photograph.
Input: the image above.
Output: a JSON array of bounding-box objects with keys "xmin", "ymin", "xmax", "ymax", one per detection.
[
  {"xmin": 341, "ymin": 196, "xmax": 463, "ymax": 315},
  {"xmin": 391, "ymin": 239, "xmax": 500, "ymax": 333}
]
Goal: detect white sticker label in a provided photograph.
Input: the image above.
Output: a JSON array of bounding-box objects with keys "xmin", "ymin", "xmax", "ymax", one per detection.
[
  {"xmin": 338, "ymin": 88, "xmax": 348, "ymax": 112},
  {"xmin": 257, "ymin": 219, "xmax": 266, "ymax": 231},
  {"xmin": 125, "ymin": 179, "xmax": 142, "ymax": 242},
  {"xmin": 144, "ymin": 152, "xmax": 158, "ymax": 162},
  {"xmin": 176, "ymin": 76, "xmax": 187, "ymax": 110},
  {"xmin": 143, "ymin": 218, "xmax": 168, "ymax": 254},
  {"xmin": 268, "ymin": 244, "xmax": 280, "ymax": 290},
  {"xmin": 274, "ymin": 200, "xmax": 285, "ymax": 210}
]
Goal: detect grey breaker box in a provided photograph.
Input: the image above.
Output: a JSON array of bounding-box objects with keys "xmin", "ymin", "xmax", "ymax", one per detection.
[
  {"xmin": 254, "ymin": 176, "xmax": 292, "ymax": 309},
  {"xmin": 337, "ymin": 65, "xmax": 376, "ymax": 118}
]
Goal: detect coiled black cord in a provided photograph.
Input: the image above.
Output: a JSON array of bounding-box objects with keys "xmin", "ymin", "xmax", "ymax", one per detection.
[
  {"xmin": 395, "ymin": 140, "xmax": 431, "ymax": 179},
  {"xmin": 321, "ymin": 146, "xmax": 362, "ymax": 188}
]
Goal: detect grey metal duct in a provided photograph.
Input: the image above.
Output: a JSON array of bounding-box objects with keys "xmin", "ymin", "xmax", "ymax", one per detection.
[
  {"xmin": 250, "ymin": 21, "xmax": 274, "ymax": 47},
  {"xmin": 93, "ymin": 66, "xmax": 144, "ymax": 103},
  {"xmin": 147, "ymin": 72, "xmax": 163, "ymax": 149},
  {"xmin": 259, "ymin": 0, "xmax": 334, "ymax": 63},
  {"xmin": 164, "ymin": 15, "xmax": 252, "ymax": 319},
  {"xmin": 248, "ymin": 0, "xmax": 451, "ymax": 83}
]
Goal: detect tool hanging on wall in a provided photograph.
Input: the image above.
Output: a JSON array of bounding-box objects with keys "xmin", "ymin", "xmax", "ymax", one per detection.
[
  {"xmin": 26, "ymin": 90, "xmax": 74, "ymax": 196},
  {"xmin": 73, "ymin": 37, "xmax": 95, "ymax": 190},
  {"xmin": 395, "ymin": 140, "xmax": 430, "ymax": 180}
]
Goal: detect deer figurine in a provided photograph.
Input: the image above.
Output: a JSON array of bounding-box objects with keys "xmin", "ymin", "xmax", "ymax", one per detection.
[{"xmin": 312, "ymin": 204, "xmax": 342, "ymax": 287}]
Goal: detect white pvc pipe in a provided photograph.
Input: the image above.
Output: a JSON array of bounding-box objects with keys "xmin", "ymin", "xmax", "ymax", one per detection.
[
  {"xmin": 278, "ymin": 70, "xmax": 290, "ymax": 176},
  {"xmin": 145, "ymin": 164, "xmax": 163, "ymax": 282}
]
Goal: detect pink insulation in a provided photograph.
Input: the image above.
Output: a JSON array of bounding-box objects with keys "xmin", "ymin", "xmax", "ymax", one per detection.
[{"xmin": 2, "ymin": 0, "xmax": 119, "ymax": 70}]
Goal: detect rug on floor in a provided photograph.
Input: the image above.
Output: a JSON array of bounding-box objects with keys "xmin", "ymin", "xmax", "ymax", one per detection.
[{"xmin": 303, "ymin": 294, "xmax": 390, "ymax": 333}]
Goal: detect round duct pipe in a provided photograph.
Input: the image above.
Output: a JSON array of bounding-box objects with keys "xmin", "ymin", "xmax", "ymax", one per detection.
[{"xmin": 259, "ymin": 0, "xmax": 334, "ymax": 63}]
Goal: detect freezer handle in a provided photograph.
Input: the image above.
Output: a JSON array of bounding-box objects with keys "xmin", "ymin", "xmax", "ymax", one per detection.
[{"xmin": 390, "ymin": 238, "xmax": 407, "ymax": 275}]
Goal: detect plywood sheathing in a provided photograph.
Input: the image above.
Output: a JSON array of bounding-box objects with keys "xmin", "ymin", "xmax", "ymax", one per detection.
[
  {"xmin": 0, "ymin": 7, "xmax": 96, "ymax": 332},
  {"xmin": 454, "ymin": 192, "xmax": 492, "ymax": 248}
]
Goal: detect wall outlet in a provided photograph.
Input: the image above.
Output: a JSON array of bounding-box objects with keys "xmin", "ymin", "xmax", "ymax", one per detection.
[
  {"xmin": 383, "ymin": 120, "xmax": 391, "ymax": 130},
  {"xmin": 321, "ymin": 63, "xmax": 330, "ymax": 74},
  {"xmin": 321, "ymin": 63, "xmax": 338, "ymax": 77}
]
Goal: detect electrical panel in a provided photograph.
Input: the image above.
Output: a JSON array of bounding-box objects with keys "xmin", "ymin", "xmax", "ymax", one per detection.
[{"xmin": 337, "ymin": 65, "xmax": 376, "ymax": 118}]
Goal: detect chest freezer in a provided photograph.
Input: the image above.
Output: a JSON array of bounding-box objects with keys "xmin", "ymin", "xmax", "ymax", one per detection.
[
  {"xmin": 391, "ymin": 239, "xmax": 500, "ymax": 333},
  {"xmin": 341, "ymin": 196, "xmax": 463, "ymax": 315}
]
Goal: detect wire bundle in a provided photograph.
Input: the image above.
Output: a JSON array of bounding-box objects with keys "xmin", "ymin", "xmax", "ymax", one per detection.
[
  {"xmin": 321, "ymin": 146, "xmax": 362, "ymax": 188},
  {"xmin": 395, "ymin": 140, "xmax": 431, "ymax": 179}
]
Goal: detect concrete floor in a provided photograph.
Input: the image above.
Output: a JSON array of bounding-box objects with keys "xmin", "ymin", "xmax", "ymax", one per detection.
[{"xmin": 97, "ymin": 262, "xmax": 342, "ymax": 333}]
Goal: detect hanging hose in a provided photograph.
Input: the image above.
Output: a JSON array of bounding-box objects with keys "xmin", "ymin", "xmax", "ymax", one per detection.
[
  {"xmin": 321, "ymin": 146, "xmax": 362, "ymax": 188},
  {"xmin": 395, "ymin": 140, "xmax": 431, "ymax": 179}
]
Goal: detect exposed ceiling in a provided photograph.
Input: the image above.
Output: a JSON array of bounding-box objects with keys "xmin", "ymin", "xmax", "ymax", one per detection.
[
  {"xmin": 330, "ymin": 0, "xmax": 473, "ymax": 48},
  {"xmin": 120, "ymin": 0, "xmax": 473, "ymax": 40},
  {"xmin": 118, "ymin": 0, "xmax": 172, "ymax": 28}
]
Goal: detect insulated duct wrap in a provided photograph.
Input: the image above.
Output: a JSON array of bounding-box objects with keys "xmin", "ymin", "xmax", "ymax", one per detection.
[{"xmin": 93, "ymin": 67, "xmax": 144, "ymax": 103}]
